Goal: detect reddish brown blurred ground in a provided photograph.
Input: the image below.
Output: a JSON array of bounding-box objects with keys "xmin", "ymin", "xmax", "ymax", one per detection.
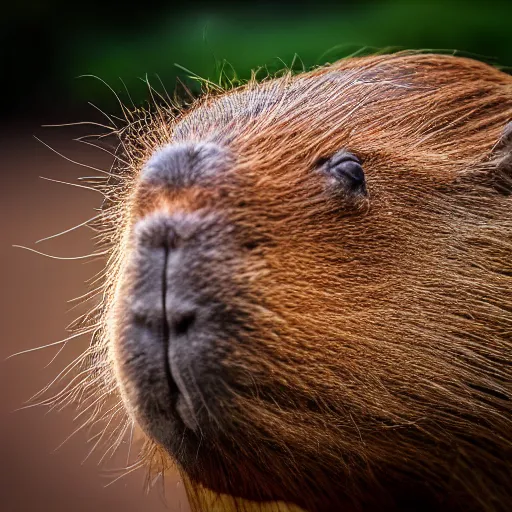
[{"xmin": 0, "ymin": 122, "xmax": 190, "ymax": 512}]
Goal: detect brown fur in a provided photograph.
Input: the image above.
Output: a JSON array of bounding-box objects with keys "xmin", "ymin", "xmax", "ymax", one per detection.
[{"xmin": 55, "ymin": 53, "xmax": 512, "ymax": 512}]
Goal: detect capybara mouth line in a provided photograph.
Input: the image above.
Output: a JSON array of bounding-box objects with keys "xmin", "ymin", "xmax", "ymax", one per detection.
[
  {"xmin": 161, "ymin": 243, "xmax": 179, "ymax": 401},
  {"xmin": 160, "ymin": 242, "xmax": 198, "ymax": 432}
]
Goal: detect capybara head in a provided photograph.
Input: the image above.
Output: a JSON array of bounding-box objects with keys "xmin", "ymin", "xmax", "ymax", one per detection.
[{"xmin": 72, "ymin": 53, "xmax": 512, "ymax": 512}]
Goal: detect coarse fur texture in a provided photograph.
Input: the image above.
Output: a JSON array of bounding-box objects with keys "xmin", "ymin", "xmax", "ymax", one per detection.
[{"xmin": 43, "ymin": 52, "xmax": 512, "ymax": 512}]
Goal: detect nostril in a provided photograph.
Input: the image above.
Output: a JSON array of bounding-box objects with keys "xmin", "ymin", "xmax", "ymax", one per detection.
[{"xmin": 172, "ymin": 311, "xmax": 196, "ymax": 337}]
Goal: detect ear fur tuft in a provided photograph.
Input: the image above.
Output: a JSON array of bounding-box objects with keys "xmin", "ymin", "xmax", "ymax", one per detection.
[{"xmin": 493, "ymin": 121, "xmax": 512, "ymax": 195}]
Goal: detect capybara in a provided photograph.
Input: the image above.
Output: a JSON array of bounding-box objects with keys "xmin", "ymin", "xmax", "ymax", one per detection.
[{"xmin": 56, "ymin": 52, "xmax": 512, "ymax": 512}]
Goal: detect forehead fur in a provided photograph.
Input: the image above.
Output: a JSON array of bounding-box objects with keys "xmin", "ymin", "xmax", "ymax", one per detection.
[{"xmin": 167, "ymin": 53, "xmax": 511, "ymax": 178}]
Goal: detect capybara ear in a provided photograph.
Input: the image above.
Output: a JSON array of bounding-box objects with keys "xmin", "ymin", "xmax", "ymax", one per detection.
[
  {"xmin": 497, "ymin": 121, "xmax": 512, "ymax": 150},
  {"xmin": 492, "ymin": 121, "xmax": 512, "ymax": 195}
]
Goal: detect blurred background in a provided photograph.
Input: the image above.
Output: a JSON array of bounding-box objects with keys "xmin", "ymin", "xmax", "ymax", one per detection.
[{"xmin": 1, "ymin": 1, "xmax": 511, "ymax": 511}]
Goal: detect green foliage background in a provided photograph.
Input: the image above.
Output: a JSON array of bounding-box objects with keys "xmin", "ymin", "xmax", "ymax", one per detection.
[{"xmin": 2, "ymin": 0, "xmax": 511, "ymax": 117}]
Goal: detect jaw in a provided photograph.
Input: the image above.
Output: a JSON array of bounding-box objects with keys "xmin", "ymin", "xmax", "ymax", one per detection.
[
  {"xmin": 115, "ymin": 343, "xmax": 481, "ymax": 512},
  {"xmin": 164, "ymin": 420, "xmax": 477, "ymax": 512}
]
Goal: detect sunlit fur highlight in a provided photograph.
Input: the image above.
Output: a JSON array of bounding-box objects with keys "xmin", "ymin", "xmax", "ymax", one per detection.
[{"xmin": 36, "ymin": 52, "xmax": 511, "ymax": 512}]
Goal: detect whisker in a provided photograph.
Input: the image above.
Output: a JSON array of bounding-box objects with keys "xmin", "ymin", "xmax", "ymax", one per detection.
[
  {"xmin": 12, "ymin": 245, "xmax": 107, "ymax": 261},
  {"xmin": 36, "ymin": 214, "xmax": 101, "ymax": 244},
  {"xmin": 103, "ymin": 459, "xmax": 147, "ymax": 474},
  {"xmin": 77, "ymin": 74, "xmax": 131, "ymax": 120},
  {"xmin": 140, "ymin": 75, "xmax": 171, "ymax": 110},
  {"xmin": 77, "ymin": 175, "xmax": 110, "ymax": 182},
  {"xmin": 99, "ymin": 420, "xmax": 130, "ymax": 463},
  {"xmin": 176, "ymin": 76, "xmax": 196, "ymax": 102},
  {"xmin": 41, "ymin": 120, "xmax": 115, "ymax": 131},
  {"xmin": 67, "ymin": 285, "xmax": 104, "ymax": 305},
  {"xmin": 53, "ymin": 418, "xmax": 92, "ymax": 453},
  {"xmin": 33, "ymin": 136, "xmax": 117, "ymax": 177},
  {"xmin": 74, "ymin": 138, "xmax": 130, "ymax": 166},
  {"xmin": 39, "ymin": 176, "xmax": 109, "ymax": 197},
  {"xmin": 103, "ymin": 463, "xmax": 143, "ymax": 488},
  {"xmin": 126, "ymin": 420, "xmax": 135, "ymax": 466},
  {"xmin": 87, "ymin": 101, "xmax": 120, "ymax": 129},
  {"xmin": 74, "ymin": 388, "xmax": 116, "ymax": 422},
  {"xmin": 83, "ymin": 405, "xmax": 125, "ymax": 463},
  {"xmin": 7, "ymin": 329, "xmax": 92, "ymax": 359},
  {"xmin": 26, "ymin": 355, "xmax": 92, "ymax": 404},
  {"xmin": 155, "ymin": 73, "xmax": 175, "ymax": 106},
  {"xmin": 174, "ymin": 63, "xmax": 224, "ymax": 92},
  {"xmin": 44, "ymin": 340, "xmax": 70, "ymax": 368},
  {"xmin": 119, "ymin": 77, "xmax": 137, "ymax": 112}
]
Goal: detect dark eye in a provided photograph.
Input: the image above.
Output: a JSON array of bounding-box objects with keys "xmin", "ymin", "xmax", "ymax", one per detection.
[{"xmin": 318, "ymin": 150, "xmax": 367, "ymax": 196}]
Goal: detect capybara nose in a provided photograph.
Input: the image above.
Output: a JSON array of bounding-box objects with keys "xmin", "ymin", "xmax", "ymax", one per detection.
[
  {"xmin": 129, "ymin": 212, "xmax": 219, "ymax": 429},
  {"xmin": 131, "ymin": 209, "xmax": 228, "ymax": 353},
  {"xmin": 132, "ymin": 214, "xmax": 198, "ymax": 338},
  {"xmin": 132, "ymin": 211, "xmax": 207, "ymax": 316}
]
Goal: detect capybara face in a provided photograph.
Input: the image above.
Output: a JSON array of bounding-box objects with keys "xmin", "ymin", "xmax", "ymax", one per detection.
[{"xmin": 97, "ymin": 53, "xmax": 512, "ymax": 511}]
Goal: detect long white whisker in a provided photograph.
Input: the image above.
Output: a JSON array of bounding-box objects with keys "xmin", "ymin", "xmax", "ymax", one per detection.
[
  {"xmin": 103, "ymin": 464, "xmax": 143, "ymax": 488},
  {"xmin": 39, "ymin": 176, "xmax": 108, "ymax": 197},
  {"xmin": 74, "ymin": 388, "xmax": 115, "ymax": 422},
  {"xmin": 82, "ymin": 405, "xmax": 125, "ymax": 463},
  {"xmin": 155, "ymin": 74, "xmax": 172, "ymax": 104},
  {"xmin": 33, "ymin": 136, "xmax": 117, "ymax": 177},
  {"xmin": 26, "ymin": 355, "xmax": 92, "ymax": 404},
  {"xmin": 67, "ymin": 285, "xmax": 104, "ymax": 305},
  {"xmin": 36, "ymin": 214, "xmax": 101, "ymax": 244},
  {"xmin": 12, "ymin": 245, "xmax": 107, "ymax": 261},
  {"xmin": 87, "ymin": 101, "xmax": 120, "ymax": 129},
  {"xmin": 77, "ymin": 176, "xmax": 110, "ymax": 182},
  {"xmin": 44, "ymin": 340, "xmax": 70, "ymax": 368},
  {"xmin": 99, "ymin": 420, "xmax": 130, "ymax": 463},
  {"xmin": 53, "ymin": 418, "xmax": 92, "ymax": 453},
  {"xmin": 7, "ymin": 330, "xmax": 92, "ymax": 359},
  {"xmin": 74, "ymin": 138, "xmax": 130, "ymax": 166},
  {"xmin": 126, "ymin": 421, "xmax": 135, "ymax": 466},
  {"xmin": 41, "ymin": 120, "xmax": 115, "ymax": 131},
  {"xmin": 118, "ymin": 77, "xmax": 137, "ymax": 112},
  {"xmin": 77, "ymin": 74, "xmax": 130, "ymax": 119},
  {"xmin": 140, "ymin": 75, "xmax": 172, "ymax": 110}
]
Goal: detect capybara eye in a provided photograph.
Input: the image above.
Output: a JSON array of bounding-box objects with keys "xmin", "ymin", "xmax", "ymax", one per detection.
[{"xmin": 319, "ymin": 150, "xmax": 367, "ymax": 195}]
